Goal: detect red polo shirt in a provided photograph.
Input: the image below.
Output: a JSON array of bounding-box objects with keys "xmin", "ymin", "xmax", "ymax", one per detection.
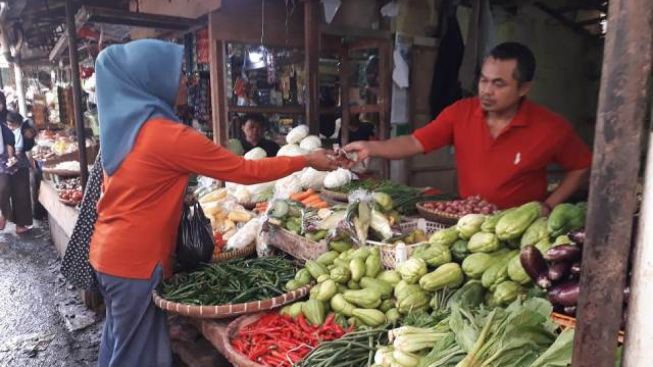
[{"xmin": 413, "ymin": 98, "xmax": 592, "ymax": 209}]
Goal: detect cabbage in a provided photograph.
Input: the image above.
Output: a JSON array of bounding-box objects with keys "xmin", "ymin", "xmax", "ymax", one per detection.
[
  {"xmin": 286, "ymin": 125, "xmax": 309, "ymax": 144},
  {"xmin": 323, "ymin": 168, "xmax": 354, "ymax": 189},
  {"xmin": 277, "ymin": 144, "xmax": 306, "ymax": 157},
  {"xmin": 226, "ymin": 139, "xmax": 244, "ymax": 155},
  {"xmin": 299, "ymin": 168, "xmax": 327, "ymax": 190},
  {"xmin": 244, "ymin": 147, "xmax": 267, "ymax": 160},
  {"xmin": 274, "ymin": 173, "xmax": 303, "ymax": 199},
  {"xmin": 299, "ymin": 135, "xmax": 322, "ymax": 151}
]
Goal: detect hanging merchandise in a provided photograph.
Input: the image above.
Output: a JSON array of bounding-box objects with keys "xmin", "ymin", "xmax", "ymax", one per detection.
[
  {"xmin": 196, "ymin": 28, "xmax": 210, "ymax": 65},
  {"xmin": 266, "ymin": 51, "xmax": 277, "ymax": 84},
  {"xmin": 322, "ymin": 0, "xmax": 342, "ymax": 23},
  {"xmin": 245, "ymin": 45, "xmax": 268, "ymax": 70}
]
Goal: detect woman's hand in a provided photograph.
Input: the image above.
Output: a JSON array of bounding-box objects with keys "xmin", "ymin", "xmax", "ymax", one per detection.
[{"xmin": 304, "ymin": 149, "xmax": 339, "ymax": 171}]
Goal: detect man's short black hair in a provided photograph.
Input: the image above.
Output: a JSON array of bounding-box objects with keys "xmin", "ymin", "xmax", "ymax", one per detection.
[
  {"xmin": 244, "ymin": 113, "xmax": 266, "ymax": 126},
  {"xmin": 6, "ymin": 111, "xmax": 23, "ymax": 125},
  {"xmin": 488, "ymin": 42, "xmax": 536, "ymax": 84}
]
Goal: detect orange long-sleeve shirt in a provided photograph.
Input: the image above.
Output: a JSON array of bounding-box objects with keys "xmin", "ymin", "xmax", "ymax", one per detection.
[{"xmin": 89, "ymin": 118, "xmax": 307, "ymax": 279}]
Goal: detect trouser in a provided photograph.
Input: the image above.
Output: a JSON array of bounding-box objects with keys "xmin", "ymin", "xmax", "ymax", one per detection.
[
  {"xmin": 0, "ymin": 174, "xmax": 9, "ymax": 221},
  {"xmin": 30, "ymin": 163, "xmax": 46, "ymax": 220},
  {"xmin": 96, "ymin": 265, "xmax": 172, "ymax": 367},
  {"xmin": 2, "ymin": 167, "xmax": 33, "ymax": 227}
]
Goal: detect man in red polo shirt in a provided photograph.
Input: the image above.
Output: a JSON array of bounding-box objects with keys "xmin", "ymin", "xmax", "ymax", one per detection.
[{"xmin": 344, "ymin": 42, "xmax": 592, "ymax": 211}]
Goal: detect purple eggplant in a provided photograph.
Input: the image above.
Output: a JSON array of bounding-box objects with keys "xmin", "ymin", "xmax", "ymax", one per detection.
[
  {"xmin": 545, "ymin": 245, "xmax": 582, "ymax": 263},
  {"xmin": 548, "ymin": 280, "xmax": 580, "ymax": 307},
  {"xmin": 568, "ymin": 230, "xmax": 585, "ymax": 246},
  {"xmin": 564, "ymin": 306, "xmax": 577, "ymax": 316},
  {"xmin": 548, "ymin": 262, "xmax": 572, "ymax": 283},
  {"xmin": 570, "ymin": 262, "xmax": 581, "ymax": 276},
  {"xmin": 520, "ymin": 245, "xmax": 551, "ymax": 289}
]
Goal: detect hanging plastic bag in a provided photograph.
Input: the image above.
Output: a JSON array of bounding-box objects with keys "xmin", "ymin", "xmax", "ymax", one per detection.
[{"xmin": 176, "ymin": 202, "xmax": 215, "ymax": 272}]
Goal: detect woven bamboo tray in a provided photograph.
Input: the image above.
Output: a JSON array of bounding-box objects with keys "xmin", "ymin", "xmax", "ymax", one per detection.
[
  {"xmin": 152, "ymin": 285, "xmax": 310, "ymax": 319},
  {"xmin": 221, "ymin": 313, "xmax": 269, "ymax": 367},
  {"xmin": 58, "ymin": 198, "xmax": 80, "ymax": 207},
  {"xmin": 42, "ymin": 166, "xmax": 82, "ymax": 176},
  {"xmin": 319, "ymin": 189, "xmax": 349, "ymax": 203},
  {"xmin": 551, "ymin": 312, "xmax": 625, "ymax": 343},
  {"xmin": 416, "ymin": 203, "xmax": 461, "ymax": 225},
  {"xmin": 261, "ymin": 223, "xmax": 329, "ymax": 262},
  {"xmin": 370, "ymin": 219, "xmax": 447, "ymax": 269},
  {"xmin": 211, "ymin": 243, "xmax": 256, "ymax": 263}
]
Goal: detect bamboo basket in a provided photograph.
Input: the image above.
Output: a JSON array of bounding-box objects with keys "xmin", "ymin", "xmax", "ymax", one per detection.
[{"xmin": 152, "ymin": 285, "xmax": 310, "ymax": 319}]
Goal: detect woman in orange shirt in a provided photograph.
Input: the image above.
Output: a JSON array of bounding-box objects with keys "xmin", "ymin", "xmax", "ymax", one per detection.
[{"xmin": 90, "ymin": 39, "xmax": 336, "ymax": 367}]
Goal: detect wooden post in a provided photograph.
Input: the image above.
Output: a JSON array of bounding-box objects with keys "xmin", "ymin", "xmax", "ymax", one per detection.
[
  {"xmin": 304, "ymin": 0, "xmax": 320, "ymax": 134},
  {"xmin": 339, "ymin": 44, "xmax": 350, "ymax": 145},
  {"xmin": 65, "ymin": 0, "xmax": 88, "ymax": 188},
  {"xmin": 377, "ymin": 41, "xmax": 392, "ymax": 179},
  {"xmin": 208, "ymin": 32, "xmax": 228, "ymax": 146},
  {"xmin": 572, "ymin": 0, "xmax": 653, "ymax": 365}
]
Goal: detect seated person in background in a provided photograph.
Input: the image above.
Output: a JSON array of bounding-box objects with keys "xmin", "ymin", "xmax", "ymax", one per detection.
[
  {"xmin": 349, "ymin": 113, "xmax": 376, "ymax": 142},
  {"xmin": 239, "ymin": 114, "xmax": 280, "ymax": 157}
]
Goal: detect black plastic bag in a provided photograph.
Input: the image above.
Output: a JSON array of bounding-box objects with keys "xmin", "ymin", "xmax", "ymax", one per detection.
[{"xmin": 176, "ymin": 201, "xmax": 215, "ymax": 272}]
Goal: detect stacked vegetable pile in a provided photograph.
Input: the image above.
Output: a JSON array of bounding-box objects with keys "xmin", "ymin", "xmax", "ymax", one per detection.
[
  {"xmin": 283, "ymin": 243, "xmax": 399, "ymax": 328},
  {"xmin": 160, "ymin": 257, "xmax": 299, "ymax": 305},
  {"xmin": 521, "ymin": 226, "xmax": 629, "ymax": 320},
  {"xmin": 373, "ymin": 297, "xmax": 577, "ymax": 367},
  {"xmin": 421, "ymin": 195, "xmax": 498, "ymax": 216},
  {"xmin": 196, "ymin": 187, "xmax": 255, "ymax": 256},
  {"xmin": 334, "ymin": 179, "xmax": 440, "ymax": 215},
  {"xmin": 230, "ymin": 312, "xmax": 348, "ymax": 367},
  {"xmin": 407, "ymin": 201, "xmax": 588, "ymax": 308}
]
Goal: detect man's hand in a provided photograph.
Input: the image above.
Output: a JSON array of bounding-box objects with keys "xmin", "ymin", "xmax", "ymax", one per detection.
[
  {"xmin": 305, "ymin": 149, "xmax": 339, "ymax": 171},
  {"xmin": 343, "ymin": 141, "xmax": 373, "ymax": 163}
]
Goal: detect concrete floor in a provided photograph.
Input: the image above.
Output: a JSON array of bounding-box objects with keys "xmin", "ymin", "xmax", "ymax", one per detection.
[
  {"xmin": 0, "ymin": 221, "xmax": 102, "ymax": 367},
  {"xmin": 0, "ymin": 220, "xmax": 231, "ymax": 367}
]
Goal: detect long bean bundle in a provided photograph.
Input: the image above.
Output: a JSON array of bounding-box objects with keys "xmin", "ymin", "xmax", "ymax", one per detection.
[
  {"xmin": 160, "ymin": 257, "xmax": 299, "ymax": 305},
  {"xmin": 295, "ymin": 326, "xmax": 390, "ymax": 367}
]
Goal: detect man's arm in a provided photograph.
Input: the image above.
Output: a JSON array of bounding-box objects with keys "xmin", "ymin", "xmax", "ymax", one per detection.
[
  {"xmin": 543, "ymin": 168, "xmax": 590, "ymax": 211},
  {"xmin": 344, "ymin": 135, "xmax": 425, "ymax": 161}
]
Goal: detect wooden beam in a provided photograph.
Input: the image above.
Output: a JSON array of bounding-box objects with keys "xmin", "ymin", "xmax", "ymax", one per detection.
[
  {"xmin": 304, "ymin": 0, "xmax": 320, "ymax": 134},
  {"xmin": 49, "ymin": 5, "xmax": 86, "ymax": 61},
  {"xmin": 533, "ymin": 2, "xmax": 596, "ymax": 39},
  {"xmin": 65, "ymin": 0, "xmax": 88, "ymax": 188},
  {"xmin": 339, "ymin": 44, "xmax": 350, "ymax": 145},
  {"xmin": 209, "ymin": 37, "xmax": 228, "ymax": 145},
  {"xmin": 572, "ymin": 0, "xmax": 653, "ymax": 365},
  {"xmin": 83, "ymin": 6, "xmax": 195, "ymax": 30},
  {"xmin": 49, "ymin": 5, "xmax": 196, "ymax": 61}
]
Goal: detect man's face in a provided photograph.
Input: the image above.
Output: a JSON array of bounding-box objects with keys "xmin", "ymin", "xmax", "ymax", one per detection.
[
  {"xmin": 478, "ymin": 57, "xmax": 531, "ymax": 113},
  {"xmin": 242, "ymin": 120, "xmax": 263, "ymax": 143}
]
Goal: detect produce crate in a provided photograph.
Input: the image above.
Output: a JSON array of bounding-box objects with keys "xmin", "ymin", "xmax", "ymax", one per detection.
[
  {"xmin": 259, "ymin": 222, "xmax": 329, "ymax": 262},
  {"xmin": 371, "ymin": 218, "xmax": 447, "ymax": 269},
  {"xmin": 211, "ymin": 243, "xmax": 256, "ymax": 263},
  {"xmin": 152, "ymin": 285, "xmax": 310, "ymax": 319},
  {"xmin": 551, "ymin": 312, "xmax": 625, "ymax": 343}
]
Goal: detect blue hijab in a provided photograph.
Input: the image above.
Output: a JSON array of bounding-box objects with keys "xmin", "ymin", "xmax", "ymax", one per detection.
[{"xmin": 95, "ymin": 39, "xmax": 184, "ymax": 175}]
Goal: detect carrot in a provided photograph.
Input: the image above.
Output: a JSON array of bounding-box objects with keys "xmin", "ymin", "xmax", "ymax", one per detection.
[
  {"xmin": 302, "ymin": 195, "xmax": 322, "ymax": 205},
  {"xmin": 311, "ymin": 201, "xmax": 329, "ymax": 209},
  {"xmin": 291, "ymin": 189, "xmax": 315, "ymax": 202}
]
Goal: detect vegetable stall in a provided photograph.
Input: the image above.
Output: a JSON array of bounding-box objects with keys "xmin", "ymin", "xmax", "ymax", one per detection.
[{"xmin": 150, "ymin": 140, "xmax": 608, "ymax": 367}]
